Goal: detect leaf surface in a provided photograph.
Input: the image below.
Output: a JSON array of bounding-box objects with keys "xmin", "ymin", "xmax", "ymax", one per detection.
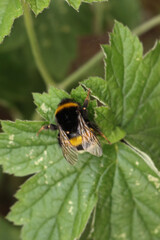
[
  {"xmin": 1, "ymin": 119, "xmax": 114, "ymax": 240},
  {"xmin": 93, "ymin": 143, "xmax": 160, "ymax": 240},
  {"xmin": 26, "ymin": 0, "xmax": 50, "ymax": 14},
  {"xmin": 95, "ymin": 106, "xmax": 125, "ymax": 143},
  {"xmin": 0, "ymin": 0, "xmax": 22, "ymax": 43},
  {"xmin": 82, "ymin": 77, "xmax": 126, "ymax": 143},
  {"xmin": 33, "ymin": 87, "xmax": 70, "ymax": 123},
  {"xmin": 82, "ymin": 77, "xmax": 108, "ymax": 105},
  {"xmin": 0, "ymin": 120, "xmax": 57, "ymax": 176}
]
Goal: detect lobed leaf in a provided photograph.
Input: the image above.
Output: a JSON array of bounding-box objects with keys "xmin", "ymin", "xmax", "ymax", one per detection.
[{"xmin": 101, "ymin": 21, "xmax": 160, "ymax": 168}]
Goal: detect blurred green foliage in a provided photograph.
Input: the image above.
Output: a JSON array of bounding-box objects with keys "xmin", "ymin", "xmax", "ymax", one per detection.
[
  {"xmin": 0, "ymin": 0, "xmax": 142, "ymax": 120},
  {"xmin": 0, "ymin": 217, "xmax": 20, "ymax": 240}
]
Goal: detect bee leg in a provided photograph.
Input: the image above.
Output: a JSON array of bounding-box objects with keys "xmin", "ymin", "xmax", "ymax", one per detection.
[
  {"xmin": 83, "ymin": 88, "xmax": 90, "ymax": 109},
  {"xmin": 37, "ymin": 124, "xmax": 58, "ymax": 136},
  {"xmin": 96, "ymin": 129, "xmax": 111, "ymax": 144},
  {"xmin": 81, "ymin": 88, "xmax": 91, "ymax": 119},
  {"xmin": 57, "ymin": 133, "xmax": 61, "ymax": 146}
]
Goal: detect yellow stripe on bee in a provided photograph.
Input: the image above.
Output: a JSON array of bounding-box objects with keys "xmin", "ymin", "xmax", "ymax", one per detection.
[
  {"xmin": 69, "ymin": 136, "xmax": 82, "ymax": 147},
  {"xmin": 55, "ymin": 102, "xmax": 78, "ymax": 115}
]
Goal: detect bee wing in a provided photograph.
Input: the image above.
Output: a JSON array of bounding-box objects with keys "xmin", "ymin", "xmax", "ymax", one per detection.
[
  {"xmin": 78, "ymin": 113, "xmax": 102, "ymax": 157},
  {"xmin": 59, "ymin": 126, "xmax": 78, "ymax": 165}
]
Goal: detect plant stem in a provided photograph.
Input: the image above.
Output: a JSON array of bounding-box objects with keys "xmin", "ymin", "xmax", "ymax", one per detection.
[
  {"xmin": 133, "ymin": 15, "xmax": 160, "ymax": 35},
  {"xmin": 58, "ymin": 51, "xmax": 103, "ymax": 90},
  {"xmin": 93, "ymin": 4, "xmax": 105, "ymax": 35},
  {"xmin": 60, "ymin": 14, "xmax": 160, "ymax": 90},
  {"xmin": 22, "ymin": 0, "xmax": 54, "ymax": 88}
]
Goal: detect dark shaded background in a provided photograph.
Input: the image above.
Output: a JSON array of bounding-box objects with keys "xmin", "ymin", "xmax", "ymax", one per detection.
[{"xmin": 0, "ymin": 0, "xmax": 160, "ymax": 239}]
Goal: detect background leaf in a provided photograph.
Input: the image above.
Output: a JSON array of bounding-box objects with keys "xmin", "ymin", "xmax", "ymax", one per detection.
[
  {"xmin": 0, "ymin": 16, "xmax": 45, "ymax": 119},
  {"xmin": 110, "ymin": 0, "xmax": 141, "ymax": 28},
  {"xmin": 67, "ymin": 0, "xmax": 107, "ymax": 10},
  {"xmin": 34, "ymin": 0, "xmax": 93, "ymax": 81},
  {"xmin": 26, "ymin": 0, "xmax": 50, "ymax": 15},
  {"xmin": 0, "ymin": 1, "xmax": 94, "ymax": 119},
  {"xmin": 0, "ymin": 0, "xmax": 22, "ymax": 44},
  {"xmin": 0, "ymin": 217, "xmax": 20, "ymax": 240}
]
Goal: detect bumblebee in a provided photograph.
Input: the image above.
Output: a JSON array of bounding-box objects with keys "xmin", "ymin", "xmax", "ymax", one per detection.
[{"xmin": 38, "ymin": 89, "xmax": 110, "ymax": 164}]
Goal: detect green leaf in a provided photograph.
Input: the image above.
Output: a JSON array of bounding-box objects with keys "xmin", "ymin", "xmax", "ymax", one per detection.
[
  {"xmin": 7, "ymin": 151, "xmax": 108, "ymax": 240},
  {"xmin": 2, "ymin": 118, "xmax": 160, "ymax": 240},
  {"xmin": 3, "ymin": 119, "xmax": 114, "ymax": 240},
  {"xmin": 33, "ymin": 87, "xmax": 70, "ymax": 123},
  {"xmin": 67, "ymin": 0, "xmax": 107, "ymax": 10},
  {"xmin": 93, "ymin": 142, "xmax": 160, "ymax": 240},
  {"xmin": 0, "ymin": 120, "xmax": 57, "ymax": 176},
  {"xmin": 81, "ymin": 77, "xmax": 108, "ymax": 105},
  {"xmin": 102, "ymin": 21, "xmax": 160, "ymax": 167},
  {"xmin": 82, "ymin": 77, "xmax": 126, "ymax": 143},
  {"xmin": 26, "ymin": 0, "xmax": 50, "ymax": 15},
  {"xmin": 0, "ymin": 0, "xmax": 22, "ymax": 43},
  {"xmin": 103, "ymin": 21, "xmax": 143, "ymax": 126},
  {"xmin": 95, "ymin": 106, "xmax": 126, "ymax": 143}
]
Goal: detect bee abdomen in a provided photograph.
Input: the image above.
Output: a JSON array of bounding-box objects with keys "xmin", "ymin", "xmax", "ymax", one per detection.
[{"xmin": 69, "ymin": 135, "xmax": 82, "ymax": 147}]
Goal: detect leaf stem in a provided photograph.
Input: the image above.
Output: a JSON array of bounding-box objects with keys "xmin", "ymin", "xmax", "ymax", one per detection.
[
  {"xmin": 22, "ymin": 0, "xmax": 55, "ymax": 88},
  {"xmin": 93, "ymin": 4, "xmax": 105, "ymax": 35},
  {"xmin": 60, "ymin": 14, "xmax": 160, "ymax": 90}
]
